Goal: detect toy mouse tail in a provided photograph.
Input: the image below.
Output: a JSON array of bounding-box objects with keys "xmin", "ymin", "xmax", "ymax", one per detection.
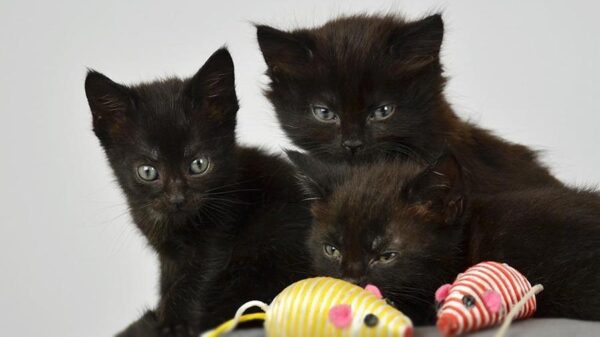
[
  {"xmin": 493, "ymin": 284, "xmax": 544, "ymax": 337},
  {"xmin": 201, "ymin": 300, "xmax": 269, "ymax": 337}
]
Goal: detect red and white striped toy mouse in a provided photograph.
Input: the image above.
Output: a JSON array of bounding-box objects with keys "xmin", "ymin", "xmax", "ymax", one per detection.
[{"xmin": 435, "ymin": 261, "xmax": 544, "ymax": 337}]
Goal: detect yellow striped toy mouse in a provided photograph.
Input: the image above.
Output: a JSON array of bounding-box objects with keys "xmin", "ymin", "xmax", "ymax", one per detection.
[{"xmin": 201, "ymin": 277, "xmax": 413, "ymax": 337}]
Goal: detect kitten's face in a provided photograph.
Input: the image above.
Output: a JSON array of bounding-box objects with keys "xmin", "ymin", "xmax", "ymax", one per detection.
[
  {"xmin": 258, "ymin": 15, "xmax": 446, "ymax": 163},
  {"xmin": 289, "ymin": 152, "xmax": 465, "ymax": 322},
  {"xmin": 85, "ymin": 48, "xmax": 239, "ymax": 231}
]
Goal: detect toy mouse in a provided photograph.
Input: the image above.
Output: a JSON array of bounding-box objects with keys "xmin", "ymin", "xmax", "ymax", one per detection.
[
  {"xmin": 435, "ymin": 261, "xmax": 544, "ymax": 337},
  {"xmin": 201, "ymin": 276, "xmax": 413, "ymax": 337}
]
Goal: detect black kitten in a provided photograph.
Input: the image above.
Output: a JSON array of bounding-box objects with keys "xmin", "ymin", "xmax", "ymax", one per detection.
[
  {"xmin": 257, "ymin": 14, "xmax": 560, "ymax": 192},
  {"xmin": 288, "ymin": 151, "xmax": 600, "ymax": 324},
  {"xmin": 85, "ymin": 48, "xmax": 312, "ymax": 336}
]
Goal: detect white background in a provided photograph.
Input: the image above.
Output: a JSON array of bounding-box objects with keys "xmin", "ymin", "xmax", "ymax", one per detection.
[{"xmin": 1, "ymin": 1, "xmax": 599, "ymax": 336}]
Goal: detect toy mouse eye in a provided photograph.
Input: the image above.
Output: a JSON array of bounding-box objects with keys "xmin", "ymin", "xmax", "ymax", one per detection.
[
  {"xmin": 385, "ymin": 298, "xmax": 397, "ymax": 308},
  {"xmin": 435, "ymin": 300, "xmax": 443, "ymax": 311},
  {"xmin": 462, "ymin": 294, "xmax": 476, "ymax": 309},
  {"xmin": 364, "ymin": 313, "xmax": 379, "ymax": 327}
]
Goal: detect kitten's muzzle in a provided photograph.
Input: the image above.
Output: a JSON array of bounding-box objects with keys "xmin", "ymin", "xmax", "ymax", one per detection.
[
  {"xmin": 167, "ymin": 193, "xmax": 185, "ymax": 210},
  {"xmin": 342, "ymin": 139, "xmax": 364, "ymax": 155}
]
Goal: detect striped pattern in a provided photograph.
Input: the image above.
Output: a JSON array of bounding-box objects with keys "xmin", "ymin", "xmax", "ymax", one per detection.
[
  {"xmin": 436, "ymin": 262, "xmax": 537, "ymax": 337},
  {"xmin": 265, "ymin": 277, "xmax": 412, "ymax": 337}
]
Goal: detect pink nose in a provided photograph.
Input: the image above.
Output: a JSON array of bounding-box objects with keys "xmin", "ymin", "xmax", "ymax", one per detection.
[
  {"xmin": 329, "ymin": 304, "xmax": 352, "ymax": 329},
  {"xmin": 437, "ymin": 314, "xmax": 459, "ymax": 337}
]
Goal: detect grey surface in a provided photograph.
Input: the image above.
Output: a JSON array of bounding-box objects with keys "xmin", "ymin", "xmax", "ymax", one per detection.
[{"xmin": 227, "ymin": 319, "xmax": 600, "ymax": 337}]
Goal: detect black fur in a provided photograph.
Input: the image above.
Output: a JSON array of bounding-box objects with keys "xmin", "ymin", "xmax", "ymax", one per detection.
[
  {"xmin": 85, "ymin": 48, "xmax": 312, "ymax": 336},
  {"xmin": 288, "ymin": 151, "xmax": 600, "ymax": 324},
  {"xmin": 468, "ymin": 187, "xmax": 600, "ymax": 319},
  {"xmin": 257, "ymin": 14, "xmax": 561, "ymax": 193}
]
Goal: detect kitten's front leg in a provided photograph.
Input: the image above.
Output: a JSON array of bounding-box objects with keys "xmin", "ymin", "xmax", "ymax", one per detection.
[
  {"xmin": 155, "ymin": 299, "xmax": 201, "ymax": 337},
  {"xmin": 157, "ymin": 322, "xmax": 198, "ymax": 337},
  {"xmin": 155, "ymin": 262, "xmax": 205, "ymax": 337},
  {"xmin": 115, "ymin": 311, "xmax": 161, "ymax": 337}
]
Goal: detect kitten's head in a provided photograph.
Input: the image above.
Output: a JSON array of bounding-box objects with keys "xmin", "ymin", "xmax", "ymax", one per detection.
[
  {"xmin": 85, "ymin": 48, "xmax": 239, "ymax": 236},
  {"xmin": 257, "ymin": 14, "xmax": 449, "ymax": 163},
  {"xmin": 288, "ymin": 151, "xmax": 466, "ymax": 322}
]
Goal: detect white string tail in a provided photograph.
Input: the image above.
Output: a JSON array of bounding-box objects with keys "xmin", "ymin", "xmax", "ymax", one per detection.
[
  {"xmin": 201, "ymin": 300, "xmax": 270, "ymax": 337},
  {"xmin": 493, "ymin": 284, "xmax": 544, "ymax": 337},
  {"xmin": 233, "ymin": 300, "xmax": 270, "ymax": 323}
]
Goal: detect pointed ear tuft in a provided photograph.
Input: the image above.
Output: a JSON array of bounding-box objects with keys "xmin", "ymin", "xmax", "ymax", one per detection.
[
  {"xmin": 286, "ymin": 150, "xmax": 347, "ymax": 200},
  {"xmin": 85, "ymin": 70, "xmax": 134, "ymax": 117},
  {"xmin": 256, "ymin": 25, "xmax": 313, "ymax": 78},
  {"xmin": 186, "ymin": 47, "xmax": 238, "ymax": 124},
  {"xmin": 402, "ymin": 151, "xmax": 465, "ymax": 225},
  {"xmin": 84, "ymin": 70, "xmax": 135, "ymax": 141},
  {"xmin": 388, "ymin": 14, "xmax": 444, "ymax": 71},
  {"xmin": 187, "ymin": 47, "xmax": 236, "ymax": 101}
]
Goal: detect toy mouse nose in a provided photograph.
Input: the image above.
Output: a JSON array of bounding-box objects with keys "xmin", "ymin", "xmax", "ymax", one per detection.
[
  {"xmin": 342, "ymin": 139, "xmax": 364, "ymax": 154},
  {"xmin": 437, "ymin": 314, "xmax": 459, "ymax": 337}
]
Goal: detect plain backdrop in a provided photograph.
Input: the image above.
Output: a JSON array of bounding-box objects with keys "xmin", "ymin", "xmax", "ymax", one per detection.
[{"xmin": 1, "ymin": 1, "xmax": 599, "ymax": 336}]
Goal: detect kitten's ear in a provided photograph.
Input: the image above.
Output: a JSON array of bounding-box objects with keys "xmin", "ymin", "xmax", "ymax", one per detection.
[
  {"xmin": 388, "ymin": 14, "xmax": 444, "ymax": 70},
  {"xmin": 286, "ymin": 150, "xmax": 347, "ymax": 200},
  {"xmin": 186, "ymin": 47, "xmax": 239, "ymax": 123},
  {"xmin": 402, "ymin": 152, "xmax": 465, "ymax": 225},
  {"xmin": 85, "ymin": 70, "xmax": 136, "ymax": 141},
  {"xmin": 256, "ymin": 25, "xmax": 313, "ymax": 78}
]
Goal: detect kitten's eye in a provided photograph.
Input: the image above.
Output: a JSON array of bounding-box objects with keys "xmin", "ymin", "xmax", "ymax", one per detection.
[
  {"xmin": 190, "ymin": 157, "xmax": 210, "ymax": 175},
  {"xmin": 368, "ymin": 104, "xmax": 396, "ymax": 121},
  {"xmin": 323, "ymin": 244, "xmax": 342, "ymax": 259},
  {"xmin": 137, "ymin": 165, "xmax": 159, "ymax": 181},
  {"xmin": 376, "ymin": 252, "xmax": 398, "ymax": 263},
  {"xmin": 312, "ymin": 105, "xmax": 338, "ymax": 123}
]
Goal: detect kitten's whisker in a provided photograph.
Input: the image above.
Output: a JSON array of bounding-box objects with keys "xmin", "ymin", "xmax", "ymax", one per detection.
[{"xmin": 203, "ymin": 188, "xmax": 259, "ymax": 196}]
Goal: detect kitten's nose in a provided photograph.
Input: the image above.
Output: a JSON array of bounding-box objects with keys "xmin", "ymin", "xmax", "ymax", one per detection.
[
  {"xmin": 343, "ymin": 277, "xmax": 359, "ymax": 285},
  {"xmin": 342, "ymin": 277, "xmax": 366, "ymax": 287},
  {"xmin": 168, "ymin": 194, "xmax": 185, "ymax": 209},
  {"xmin": 342, "ymin": 139, "xmax": 364, "ymax": 154}
]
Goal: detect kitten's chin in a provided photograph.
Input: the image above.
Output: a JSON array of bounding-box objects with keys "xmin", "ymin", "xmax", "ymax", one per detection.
[
  {"xmin": 142, "ymin": 207, "xmax": 194, "ymax": 226},
  {"xmin": 311, "ymin": 149, "xmax": 374, "ymax": 163},
  {"xmin": 165, "ymin": 209, "xmax": 196, "ymax": 223},
  {"xmin": 339, "ymin": 151, "xmax": 376, "ymax": 164}
]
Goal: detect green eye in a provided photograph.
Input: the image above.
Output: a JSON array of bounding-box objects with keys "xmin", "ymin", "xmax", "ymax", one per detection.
[
  {"xmin": 190, "ymin": 157, "xmax": 210, "ymax": 175},
  {"xmin": 369, "ymin": 104, "xmax": 396, "ymax": 121},
  {"xmin": 377, "ymin": 252, "xmax": 398, "ymax": 263},
  {"xmin": 312, "ymin": 105, "xmax": 338, "ymax": 123},
  {"xmin": 323, "ymin": 244, "xmax": 342, "ymax": 259},
  {"xmin": 137, "ymin": 165, "xmax": 158, "ymax": 181}
]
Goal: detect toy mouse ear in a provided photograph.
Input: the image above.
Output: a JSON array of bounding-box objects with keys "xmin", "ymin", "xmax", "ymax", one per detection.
[
  {"xmin": 435, "ymin": 284, "xmax": 452, "ymax": 303},
  {"xmin": 329, "ymin": 305, "xmax": 353, "ymax": 329},
  {"xmin": 482, "ymin": 290, "xmax": 502, "ymax": 313},
  {"xmin": 365, "ymin": 284, "xmax": 383, "ymax": 299}
]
